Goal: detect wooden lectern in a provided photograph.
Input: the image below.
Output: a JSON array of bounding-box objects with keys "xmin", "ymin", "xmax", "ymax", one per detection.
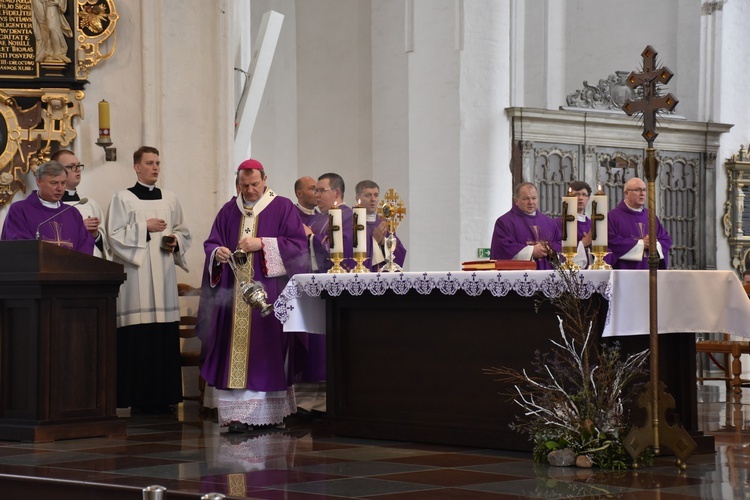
[{"xmin": 0, "ymin": 241, "xmax": 126, "ymax": 442}]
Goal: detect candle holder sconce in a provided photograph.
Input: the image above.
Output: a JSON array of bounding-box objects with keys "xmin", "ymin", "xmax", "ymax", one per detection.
[
  {"xmin": 96, "ymin": 99, "xmax": 116, "ymax": 162},
  {"xmin": 560, "ymin": 247, "xmax": 581, "ymax": 271},
  {"xmin": 590, "ymin": 245, "xmax": 612, "ymax": 270},
  {"xmin": 327, "ymin": 252, "xmax": 347, "ymax": 274},
  {"xmin": 95, "ymin": 136, "xmax": 116, "ymax": 161}
]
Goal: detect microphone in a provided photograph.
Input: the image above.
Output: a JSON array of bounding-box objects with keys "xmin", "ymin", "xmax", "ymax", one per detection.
[{"xmin": 35, "ymin": 198, "xmax": 89, "ymax": 240}]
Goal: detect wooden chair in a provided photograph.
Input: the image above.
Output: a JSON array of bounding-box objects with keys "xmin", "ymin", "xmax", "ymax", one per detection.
[
  {"xmin": 695, "ymin": 282, "xmax": 750, "ymax": 398},
  {"xmin": 178, "ymin": 283, "xmax": 205, "ymax": 407}
]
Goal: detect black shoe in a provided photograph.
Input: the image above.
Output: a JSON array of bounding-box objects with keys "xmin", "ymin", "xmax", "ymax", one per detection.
[
  {"xmin": 228, "ymin": 421, "xmax": 250, "ymax": 434},
  {"xmin": 293, "ymin": 408, "xmax": 314, "ymax": 421},
  {"xmin": 310, "ymin": 409, "xmax": 326, "ymax": 421}
]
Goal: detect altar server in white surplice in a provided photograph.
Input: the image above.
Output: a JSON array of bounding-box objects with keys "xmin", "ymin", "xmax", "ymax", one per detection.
[
  {"xmin": 54, "ymin": 149, "xmax": 110, "ymax": 259},
  {"xmin": 107, "ymin": 146, "xmax": 192, "ymax": 414}
]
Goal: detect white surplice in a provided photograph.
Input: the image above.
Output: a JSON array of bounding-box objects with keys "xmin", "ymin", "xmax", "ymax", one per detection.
[{"xmin": 107, "ymin": 189, "xmax": 192, "ymax": 328}]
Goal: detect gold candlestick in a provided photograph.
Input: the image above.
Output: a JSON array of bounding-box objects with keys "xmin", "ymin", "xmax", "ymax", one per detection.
[
  {"xmin": 328, "ymin": 252, "xmax": 347, "ymax": 273},
  {"xmin": 560, "ymin": 246, "xmax": 580, "ymax": 270},
  {"xmin": 590, "ymin": 245, "xmax": 612, "ymax": 270},
  {"xmin": 351, "ymin": 251, "xmax": 370, "ymax": 273}
]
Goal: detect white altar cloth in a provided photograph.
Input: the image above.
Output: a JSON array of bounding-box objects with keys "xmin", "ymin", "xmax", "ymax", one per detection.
[{"xmin": 274, "ymin": 270, "xmax": 750, "ymax": 338}]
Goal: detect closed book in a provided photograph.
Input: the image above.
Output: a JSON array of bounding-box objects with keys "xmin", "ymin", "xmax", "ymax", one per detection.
[{"xmin": 461, "ymin": 259, "xmax": 537, "ymax": 271}]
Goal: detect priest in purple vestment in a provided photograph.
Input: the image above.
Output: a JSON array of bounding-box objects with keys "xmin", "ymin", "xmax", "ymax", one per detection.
[
  {"xmin": 291, "ymin": 176, "xmax": 327, "ymax": 418},
  {"xmin": 199, "ymin": 159, "xmax": 308, "ymax": 433},
  {"xmin": 293, "ymin": 176, "xmax": 324, "ymax": 272},
  {"xmin": 310, "ymin": 173, "xmax": 355, "ymax": 272},
  {"xmin": 556, "ymin": 180, "xmax": 593, "ymax": 268},
  {"xmin": 1, "ymin": 161, "xmax": 94, "ymax": 254},
  {"xmin": 490, "ymin": 182, "xmax": 562, "ymax": 270},
  {"xmin": 607, "ymin": 177, "xmax": 671, "ymax": 269},
  {"xmin": 355, "ymin": 180, "xmax": 406, "ymax": 271}
]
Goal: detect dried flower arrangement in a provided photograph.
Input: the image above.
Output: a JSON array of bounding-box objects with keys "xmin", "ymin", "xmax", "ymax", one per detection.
[{"xmin": 484, "ymin": 258, "xmax": 652, "ymax": 469}]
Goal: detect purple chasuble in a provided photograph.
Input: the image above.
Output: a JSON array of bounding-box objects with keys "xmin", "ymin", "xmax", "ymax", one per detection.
[
  {"xmin": 366, "ymin": 216, "xmax": 406, "ymax": 271},
  {"xmin": 606, "ymin": 200, "xmax": 671, "ymax": 269},
  {"xmin": 199, "ymin": 193, "xmax": 308, "ymax": 392},
  {"xmin": 1, "ymin": 191, "xmax": 94, "ymax": 254},
  {"xmin": 292, "ymin": 205, "xmax": 327, "ymax": 382},
  {"xmin": 311, "ymin": 204, "xmax": 355, "ymax": 271},
  {"xmin": 490, "ymin": 205, "xmax": 562, "ymax": 270}
]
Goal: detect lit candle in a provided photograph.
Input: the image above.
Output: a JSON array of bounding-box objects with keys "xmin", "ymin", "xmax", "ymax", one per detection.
[
  {"xmin": 353, "ymin": 202, "xmax": 367, "ymax": 254},
  {"xmin": 592, "ymin": 186, "xmax": 608, "ymax": 247},
  {"xmin": 328, "ymin": 204, "xmax": 343, "ymax": 254},
  {"xmin": 98, "ymin": 100, "xmax": 110, "ymax": 140},
  {"xmin": 562, "ymin": 193, "xmax": 577, "ymax": 249}
]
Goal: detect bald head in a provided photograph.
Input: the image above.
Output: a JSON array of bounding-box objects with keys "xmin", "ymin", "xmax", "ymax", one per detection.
[
  {"xmin": 624, "ymin": 177, "xmax": 647, "ymax": 209},
  {"xmin": 295, "ymin": 176, "xmax": 317, "ymax": 210}
]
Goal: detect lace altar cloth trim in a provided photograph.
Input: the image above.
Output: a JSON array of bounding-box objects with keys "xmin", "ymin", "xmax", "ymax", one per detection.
[
  {"xmin": 274, "ymin": 270, "xmax": 613, "ymax": 325},
  {"xmin": 273, "ymin": 270, "xmax": 750, "ymax": 340}
]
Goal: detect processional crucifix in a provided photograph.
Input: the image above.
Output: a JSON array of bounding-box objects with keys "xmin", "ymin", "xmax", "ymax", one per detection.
[{"xmin": 620, "ymin": 46, "xmax": 696, "ymax": 469}]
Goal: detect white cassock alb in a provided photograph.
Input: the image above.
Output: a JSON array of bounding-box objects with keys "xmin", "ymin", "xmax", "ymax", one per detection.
[
  {"xmin": 63, "ymin": 190, "xmax": 110, "ymax": 259},
  {"xmin": 107, "ymin": 185, "xmax": 192, "ymax": 328}
]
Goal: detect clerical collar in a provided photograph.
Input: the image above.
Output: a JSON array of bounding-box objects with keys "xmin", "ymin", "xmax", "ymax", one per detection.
[
  {"xmin": 366, "ymin": 212, "xmax": 377, "ymax": 222},
  {"xmin": 624, "ymin": 202, "xmax": 644, "ymax": 212},
  {"xmin": 296, "ymin": 204, "xmax": 317, "ymax": 216},
  {"xmin": 37, "ymin": 192, "xmax": 60, "ymax": 209},
  {"xmin": 129, "ymin": 182, "xmax": 162, "ymax": 200},
  {"xmin": 62, "ymin": 190, "xmax": 80, "ymax": 202},
  {"xmin": 576, "ymin": 214, "xmax": 587, "ymax": 222},
  {"xmin": 243, "ymin": 197, "xmax": 258, "ymax": 208}
]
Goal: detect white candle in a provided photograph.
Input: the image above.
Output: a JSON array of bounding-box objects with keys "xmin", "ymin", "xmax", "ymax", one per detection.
[
  {"xmin": 329, "ymin": 205, "xmax": 343, "ymax": 254},
  {"xmin": 353, "ymin": 205, "xmax": 367, "ymax": 253},
  {"xmin": 562, "ymin": 195, "xmax": 577, "ymax": 248},
  {"xmin": 592, "ymin": 190, "xmax": 608, "ymax": 247}
]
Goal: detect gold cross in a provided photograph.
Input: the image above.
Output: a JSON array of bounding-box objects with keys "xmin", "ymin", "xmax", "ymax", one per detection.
[
  {"xmin": 622, "ymin": 45, "xmax": 678, "ymax": 146},
  {"xmin": 41, "ymin": 221, "xmax": 74, "ymax": 249}
]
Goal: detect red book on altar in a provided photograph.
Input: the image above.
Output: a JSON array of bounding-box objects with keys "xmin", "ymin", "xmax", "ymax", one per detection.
[{"xmin": 461, "ymin": 259, "xmax": 537, "ymax": 271}]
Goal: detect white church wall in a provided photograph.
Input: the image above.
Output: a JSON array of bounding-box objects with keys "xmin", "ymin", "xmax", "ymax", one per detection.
[
  {"xmin": 407, "ymin": 0, "xmax": 460, "ymax": 271},
  {"xmin": 459, "ymin": 2, "xmax": 513, "ymax": 264},
  {"xmin": 247, "ymin": 0, "xmax": 300, "ymax": 199},
  {"xmin": 294, "ymin": 1, "xmax": 373, "ymax": 203},
  {"xmin": 371, "ymin": 0, "xmax": 411, "ymax": 267}
]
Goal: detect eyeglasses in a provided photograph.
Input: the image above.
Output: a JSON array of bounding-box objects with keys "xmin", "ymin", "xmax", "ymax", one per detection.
[
  {"xmin": 626, "ymin": 188, "xmax": 647, "ymax": 193},
  {"xmin": 313, "ymin": 188, "xmax": 333, "ymax": 194},
  {"xmin": 65, "ymin": 164, "xmax": 85, "ymax": 172}
]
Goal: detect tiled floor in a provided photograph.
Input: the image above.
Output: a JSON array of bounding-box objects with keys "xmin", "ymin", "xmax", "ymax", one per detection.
[{"xmin": 0, "ymin": 383, "xmax": 748, "ymax": 499}]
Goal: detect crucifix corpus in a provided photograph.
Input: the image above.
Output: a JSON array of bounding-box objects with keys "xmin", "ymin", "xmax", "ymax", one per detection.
[{"xmin": 620, "ymin": 46, "xmax": 695, "ymax": 469}]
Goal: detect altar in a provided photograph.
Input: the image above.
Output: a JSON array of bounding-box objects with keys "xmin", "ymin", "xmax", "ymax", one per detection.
[{"xmin": 275, "ymin": 270, "xmax": 750, "ymax": 451}]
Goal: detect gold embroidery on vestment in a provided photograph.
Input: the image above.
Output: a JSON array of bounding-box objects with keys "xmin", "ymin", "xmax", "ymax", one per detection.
[{"xmin": 227, "ymin": 211, "xmax": 258, "ymax": 388}]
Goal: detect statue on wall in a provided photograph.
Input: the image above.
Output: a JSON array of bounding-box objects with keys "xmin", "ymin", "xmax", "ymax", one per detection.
[{"xmin": 31, "ymin": 0, "xmax": 74, "ymax": 64}]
